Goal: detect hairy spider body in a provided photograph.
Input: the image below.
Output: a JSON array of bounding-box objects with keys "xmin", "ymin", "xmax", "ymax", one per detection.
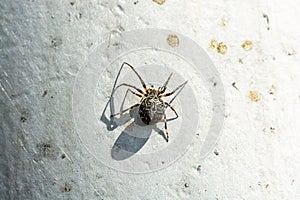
[
  {"xmin": 110, "ymin": 62, "xmax": 187, "ymax": 142},
  {"xmin": 139, "ymin": 91, "xmax": 165, "ymax": 125}
]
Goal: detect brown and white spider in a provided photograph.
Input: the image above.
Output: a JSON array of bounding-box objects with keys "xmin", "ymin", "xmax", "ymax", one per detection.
[{"xmin": 110, "ymin": 62, "xmax": 187, "ymax": 142}]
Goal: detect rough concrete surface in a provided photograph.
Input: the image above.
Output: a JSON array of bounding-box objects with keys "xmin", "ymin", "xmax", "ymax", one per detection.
[{"xmin": 0, "ymin": 0, "xmax": 299, "ymax": 199}]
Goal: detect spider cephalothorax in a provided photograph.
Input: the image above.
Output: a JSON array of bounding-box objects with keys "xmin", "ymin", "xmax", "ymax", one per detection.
[{"xmin": 110, "ymin": 62, "xmax": 187, "ymax": 142}]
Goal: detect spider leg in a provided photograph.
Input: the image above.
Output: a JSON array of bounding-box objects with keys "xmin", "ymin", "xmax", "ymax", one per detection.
[
  {"xmin": 110, "ymin": 103, "xmax": 140, "ymax": 117},
  {"xmin": 127, "ymin": 88, "xmax": 143, "ymax": 98},
  {"xmin": 159, "ymin": 80, "xmax": 188, "ymax": 98},
  {"xmin": 115, "ymin": 83, "xmax": 145, "ymax": 95},
  {"xmin": 160, "ymin": 73, "xmax": 173, "ymax": 93},
  {"xmin": 163, "ymin": 113, "xmax": 169, "ymax": 142},
  {"xmin": 164, "ymin": 102, "xmax": 179, "ymax": 119},
  {"xmin": 122, "ymin": 62, "xmax": 147, "ymax": 92}
]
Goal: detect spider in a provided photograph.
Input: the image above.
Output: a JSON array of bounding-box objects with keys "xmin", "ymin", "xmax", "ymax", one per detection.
[{"xmin": 110, "ymin": 62, "xmax": 188, "ymax": 142}]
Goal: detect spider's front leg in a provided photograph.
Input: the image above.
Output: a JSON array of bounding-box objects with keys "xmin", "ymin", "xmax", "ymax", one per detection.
[
  {"xmin": 122, "ymin": 62, "xmax": 148, "ymax": 92},
  {"xmin": 159, "ymin": 80, "xmax": 188, "ymax": 98},
  {"xmin": 115, "ymin": 83, "xmax": 145, "ymax": 95},
  {"xmin": 126, "ymin": 88, "xmax": 143, "ymax": 98}
]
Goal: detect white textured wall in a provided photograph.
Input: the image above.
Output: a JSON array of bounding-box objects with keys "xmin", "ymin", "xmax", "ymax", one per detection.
[{"xmin": 0, "ymin": 0, "xmax": 299, "ymax": 199}]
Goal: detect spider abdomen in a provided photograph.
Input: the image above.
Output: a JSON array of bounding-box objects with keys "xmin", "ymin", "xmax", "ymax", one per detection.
[{"xmin": 139, "ymin": 96, "xmax": 165, "ymax": 125}]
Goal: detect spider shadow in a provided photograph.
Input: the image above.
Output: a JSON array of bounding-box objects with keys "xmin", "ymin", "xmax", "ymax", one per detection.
[
  {"xmin": 110, "ymin": 107, "xmax": 167, "ymax": 161},
  {"xmin": 100, "ymin": 63, "xmax": 187, "ymax": 160},
  {"xmin": 111, "ymin": 90, "xmax": 168, "ymax": 160}
]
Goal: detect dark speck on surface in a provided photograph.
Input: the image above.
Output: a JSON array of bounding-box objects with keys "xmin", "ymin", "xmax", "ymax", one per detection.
[
  {"xmin": 263, "ymin": 13, "xmax": 270, "ymax": 30},
  {"xmin": 63, "ymin": 183, "xmax": 72, "ymax": 192},
  {"xmin": 287, "ymin": 51, "xmax": 295, "ymax": 56},
  {"xmin": 50, "ymin": 37, "xmax": 63, "ymax": 48},
  {"xmin": 291, "ymin": 179, "xmax": 295, "ymax": 185},
  {"xmin": 214, "ymin": 150, "xmax": 219, "ymax": 156},
  {"xmin": 232, "ymin": 82, "xmax": 238, "ymax": 90},
  {"xmin": 20, "ymin": 116, "xmax": 27, "ymax": 122},
  {"xmin": 37, "ymin": 143, "xmax": 55, "ymax": 159},
  {"xmin": 42, "ymin": 90, "xmax": 48, "ymax": 97},
  {"xmin": 117, "ymin": 5, "xmax": 124, "ymax": 11}
]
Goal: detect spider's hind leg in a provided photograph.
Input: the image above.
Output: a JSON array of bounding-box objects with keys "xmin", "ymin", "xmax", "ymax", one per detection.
[
  {"xmin": 164, "ymin": 102, "xmax": 179, "ymax": 120},
  {"xmin": 163, "ymin": 113, "xmax": 169, "ymax": 142},
  {"xmin": 110, "ymin": 103, "xmax": 140, "ymax": 118}
]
